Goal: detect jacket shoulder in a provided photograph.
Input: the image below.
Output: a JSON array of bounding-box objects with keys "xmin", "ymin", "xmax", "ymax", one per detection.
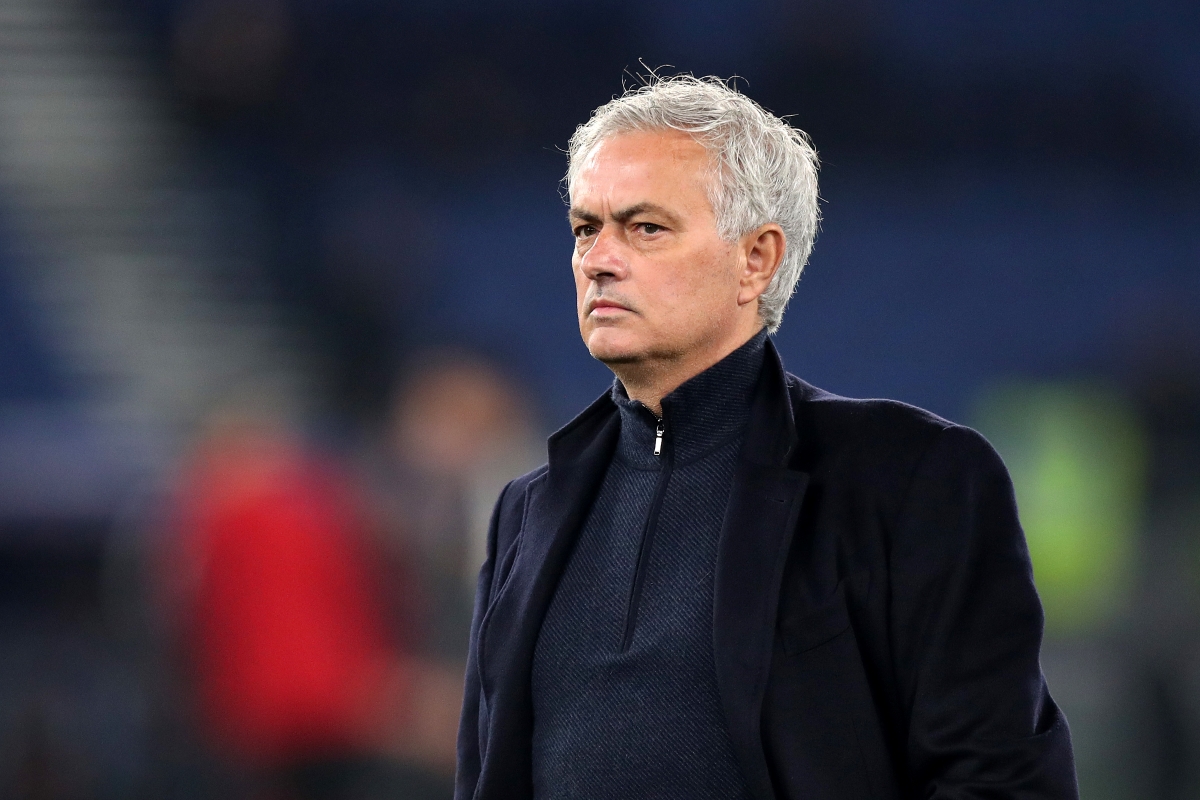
[
  {"xmin": 492, "ymin": 463, "xmax": 547, "ymax": 542},
  {"xmin": 495, "ymin": 464, "xmax": 548, "ymax": 526},
  {"xmin": 784, "ymin": 374, "xmax": 1003, "ymax": 496},
  {"xmin": 505, "ymin": 463, "xmax": 549, "ymax": 500},
  {"xmin": 786, "ymin": 375, "xmax": 956, "ymax": 450}
]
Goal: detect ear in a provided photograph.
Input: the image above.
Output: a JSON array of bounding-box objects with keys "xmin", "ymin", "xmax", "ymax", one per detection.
[{"xmin": 736, "ymin": 223, "xmax": 786, "ymax": 307}]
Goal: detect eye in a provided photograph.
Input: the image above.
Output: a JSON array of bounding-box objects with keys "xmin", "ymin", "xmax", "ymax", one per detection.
[
  {"xmin": 638, "ymin": 222, "xmax": 664, "ymax": 235},
  {"xmin": 574, "ymin": 224, "xmax": 598, "ymax": 239}
]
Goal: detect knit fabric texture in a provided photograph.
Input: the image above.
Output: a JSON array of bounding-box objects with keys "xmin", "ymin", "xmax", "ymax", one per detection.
[{"xmin": 530, "ymin": 330, "xmax": 767, "ymax": 799}]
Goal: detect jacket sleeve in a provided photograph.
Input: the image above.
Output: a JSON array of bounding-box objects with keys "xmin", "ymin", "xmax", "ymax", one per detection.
[
  {"xmin": 455, "ymin": 480, "xmax": 512, "ymax": 800},
  {"xmin": 890, "ymin": 424, "xmax": 1078, "ymax": 798}
]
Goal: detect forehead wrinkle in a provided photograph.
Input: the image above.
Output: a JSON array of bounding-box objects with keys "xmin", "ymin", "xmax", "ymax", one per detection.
[{"xmin": 569, "ymin": 131, "xmax": 712, "ymax": 228}]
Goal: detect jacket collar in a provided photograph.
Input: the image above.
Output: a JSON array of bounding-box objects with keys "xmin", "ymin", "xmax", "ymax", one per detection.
[{"xmin": 474, "ymin": 338, "xmax": 807, "ymax": 800}]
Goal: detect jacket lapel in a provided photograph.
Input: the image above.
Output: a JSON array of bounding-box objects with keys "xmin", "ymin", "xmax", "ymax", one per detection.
[
  {"xmin": 714, "ymin": 340, "xmax": 810, "ymax": 800},
  {"xmin": 475, "ymin": 393, "xmax": 620, "ymax": 797}
]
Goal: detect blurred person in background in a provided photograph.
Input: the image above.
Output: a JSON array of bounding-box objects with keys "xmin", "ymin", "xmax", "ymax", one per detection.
[
  {"xmin": 156, "ymin": 389, "xmax": 457, "ymax": 800},
  {"xmin": 456, "ymin": 75, "xmax": 1077, "ymax": 799},
  {"xmin": 369, "ymin": 352, "xmax": 542, "ymax": 663}
]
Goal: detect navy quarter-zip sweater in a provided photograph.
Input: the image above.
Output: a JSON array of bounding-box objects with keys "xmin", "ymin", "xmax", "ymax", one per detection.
[{"xmin": 530, "ymin": 330, "xmax": 767, "ymax": 799}]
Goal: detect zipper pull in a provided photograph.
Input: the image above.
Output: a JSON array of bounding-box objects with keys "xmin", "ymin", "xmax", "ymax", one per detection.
[{"xmin": 653, "ymin": 419, "xmax": 665, "ymax": 456}]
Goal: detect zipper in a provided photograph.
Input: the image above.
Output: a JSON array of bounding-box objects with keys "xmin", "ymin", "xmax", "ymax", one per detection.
[{"xmin": 622, "ymin": 411, "xmax": 671, "ymax": 652}]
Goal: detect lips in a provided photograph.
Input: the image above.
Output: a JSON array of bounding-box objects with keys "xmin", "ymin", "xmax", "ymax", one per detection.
[{"xmin": 588, "ymin": 297, "xmax": 631, "ymax": 314}]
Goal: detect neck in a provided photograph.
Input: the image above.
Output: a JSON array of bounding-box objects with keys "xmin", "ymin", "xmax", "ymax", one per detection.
[{"xmin": 611, "ymin": 325, "xmax": 765, "ymax": 416}]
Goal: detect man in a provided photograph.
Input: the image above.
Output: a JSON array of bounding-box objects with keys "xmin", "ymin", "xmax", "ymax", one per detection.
[{"xmin": 456, "ymin": 75, "xmax": 1077, "ymax": 799}]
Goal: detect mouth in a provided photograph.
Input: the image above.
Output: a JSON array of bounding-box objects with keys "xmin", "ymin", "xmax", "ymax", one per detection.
[{"xmin": 588, "ymin": 298, "xmax": 632, "ymax": 316}]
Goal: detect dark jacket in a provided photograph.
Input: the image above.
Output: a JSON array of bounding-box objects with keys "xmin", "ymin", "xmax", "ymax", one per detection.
[{"xmin": 456, "ymin": 340, "xmax": 1078, "ymax": 799}]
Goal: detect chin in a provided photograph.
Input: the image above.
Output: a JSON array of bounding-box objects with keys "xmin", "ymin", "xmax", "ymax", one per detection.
[{"xmin": 583, "ymin": 328, "xmax": 647, "ymax": 365}]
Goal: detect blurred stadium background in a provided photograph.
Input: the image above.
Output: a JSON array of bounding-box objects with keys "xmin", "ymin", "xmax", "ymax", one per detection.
[{"xmin": 0, "ymin": 0, "xmax": 1197, "ymax": 797}]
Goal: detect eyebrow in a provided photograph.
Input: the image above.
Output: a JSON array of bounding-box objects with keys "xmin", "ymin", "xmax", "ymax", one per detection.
[{"xmin": 567, "ymin": 202, "xmax": 683, "ymax": 228}]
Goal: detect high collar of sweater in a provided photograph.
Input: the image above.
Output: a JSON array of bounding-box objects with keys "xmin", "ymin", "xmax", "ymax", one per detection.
[{"xmin": 612, "ymin": 329, "xmax": 767, "ymax": 468}]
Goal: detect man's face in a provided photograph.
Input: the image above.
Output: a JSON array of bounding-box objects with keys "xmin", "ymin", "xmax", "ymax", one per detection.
[{"xmin": 569, "ymin": 130, "xmax": 744, "ymax": 367}]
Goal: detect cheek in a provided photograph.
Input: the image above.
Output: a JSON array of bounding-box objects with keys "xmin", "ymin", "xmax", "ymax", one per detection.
[
  {"xmin": 644, "ymin": 264, "xmax": 717, "ymax": 331},
  {"xmin": 678, "ymin": 249, "xmax": 739, "ymax": 307}
]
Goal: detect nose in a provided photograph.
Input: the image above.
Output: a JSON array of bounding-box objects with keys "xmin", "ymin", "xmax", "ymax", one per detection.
[{"xmin": 579, "ymin": 227, "xmax": 629, "ymax": 282}]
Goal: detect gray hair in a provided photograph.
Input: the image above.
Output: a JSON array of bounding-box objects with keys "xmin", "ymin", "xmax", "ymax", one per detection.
[{"xmin": 566, "ymin": 75, "xmax": 820, "ymax": 333}]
